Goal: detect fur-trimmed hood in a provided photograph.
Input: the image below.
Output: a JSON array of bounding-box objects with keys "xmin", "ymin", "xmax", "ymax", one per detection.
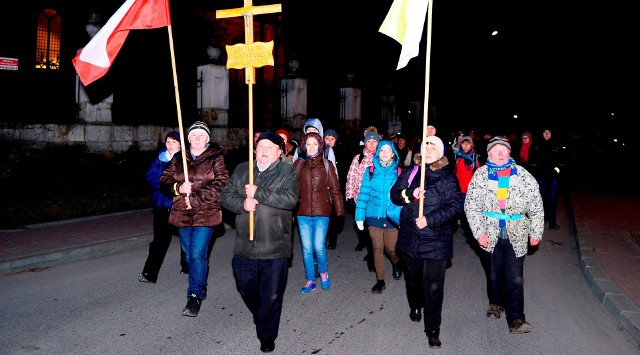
[{"xmin": 427, "ymin": 155, "xmax": 449, "ymax": 171}]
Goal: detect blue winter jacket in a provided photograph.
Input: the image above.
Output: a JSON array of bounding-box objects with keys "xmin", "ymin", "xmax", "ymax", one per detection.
[
  {"xmin": 146, "ymin": 148, "xmax": 175, "ymax": 209},
  {"xmin": 355, "ymin": 140, "xmax": 400, "ymax": 228}
]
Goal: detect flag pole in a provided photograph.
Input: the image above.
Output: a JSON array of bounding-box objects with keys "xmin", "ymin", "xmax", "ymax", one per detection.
[
  {"xmin": 164, "ymin": 2, "xmax": 190, "ymax": 187},
  {"xmin": 418, "ymin": 0, "xmax": 434, "ymax": 218}
]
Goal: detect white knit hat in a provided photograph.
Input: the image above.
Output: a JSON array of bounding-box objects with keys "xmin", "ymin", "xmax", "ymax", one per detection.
[{"xmin": 425, "ymin": 135, "xmax": 444, "ymax": 159}]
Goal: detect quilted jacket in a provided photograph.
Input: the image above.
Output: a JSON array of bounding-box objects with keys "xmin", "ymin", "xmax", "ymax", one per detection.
[
  {"xmin": 464, "ymin": 163, "xmax": 544, "ymax": 257},
  {"xmin": 160, "ymin": 144, "xmax": 229, "ymax": 228},
  {"xmin": 390, "ymin": 156, "xmax": 461, "ymax": 260}
]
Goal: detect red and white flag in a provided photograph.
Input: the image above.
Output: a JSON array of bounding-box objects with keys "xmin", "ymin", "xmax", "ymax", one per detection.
[{"xmin": 73, "ymin": 0, "xmax": 170, "ymax": 86}]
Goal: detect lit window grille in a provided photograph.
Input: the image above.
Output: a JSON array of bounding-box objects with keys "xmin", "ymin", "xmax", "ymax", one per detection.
[{"xmin": 35, "ymin": 8, "xmax": 61, "ymax": 70}]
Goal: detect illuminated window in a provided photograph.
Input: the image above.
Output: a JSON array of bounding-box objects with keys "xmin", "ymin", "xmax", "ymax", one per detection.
[{"xmin": 35, "ymin": 8, "xmax": 61, "ymax": 70}]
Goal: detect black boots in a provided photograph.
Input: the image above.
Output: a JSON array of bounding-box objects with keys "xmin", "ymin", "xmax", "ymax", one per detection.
[
  {"xmin": 410, "ymin": 308, "xmax": 422, "ymax": 322},
  {"xmin": 371, "ymin": 280, "xmax": 386, "ymax": 294},
  {"xmin": 392, "ymin": 262, "xmax": 402, "ymax": 280},
  {"xmin": 427, "ymin": 329, "xmax": 441, "ymax": 348}
]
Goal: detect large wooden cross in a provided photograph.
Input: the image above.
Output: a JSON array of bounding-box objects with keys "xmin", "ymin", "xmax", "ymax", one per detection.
[{"xmin": 217, "ymin": 1, "xmax": 282, "ymax": 240}]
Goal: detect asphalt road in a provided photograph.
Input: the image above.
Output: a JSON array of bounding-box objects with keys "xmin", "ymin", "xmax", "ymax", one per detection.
[{"xmin": 1, "ymin": 196, "xmax": 638, "ymax": 355}]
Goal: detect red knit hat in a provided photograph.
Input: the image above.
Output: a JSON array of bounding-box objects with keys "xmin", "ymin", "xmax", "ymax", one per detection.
[{"xmin": 276, "ymin": 129, "xmax": 290, "ymax": 142}]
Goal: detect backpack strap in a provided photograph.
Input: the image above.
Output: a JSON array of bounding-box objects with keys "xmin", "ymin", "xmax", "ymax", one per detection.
[{"xmin": 407, "ymin": 165, "xmax": 419, "ymax": 185}]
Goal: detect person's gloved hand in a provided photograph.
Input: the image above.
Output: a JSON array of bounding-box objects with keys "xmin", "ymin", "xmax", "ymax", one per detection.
[
  {"xmin": 346, "ymin": 198, "xmax": 356, "ymax": 210},
  {"xmin": 356, "ymin": 221, "xmax": 364, "ymax": 230}
]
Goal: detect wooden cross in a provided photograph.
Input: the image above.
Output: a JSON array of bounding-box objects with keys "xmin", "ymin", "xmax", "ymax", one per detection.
[
  {"xmin": 216, "ymin": 0, "xmax": 282, "ymax": 84},
  {"xmin": 216, "ymin": 1, "xmax": 282, "ymax": 240}
]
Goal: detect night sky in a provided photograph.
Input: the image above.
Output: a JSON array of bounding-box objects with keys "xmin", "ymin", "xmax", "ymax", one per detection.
[
  {"xmin": 280, "ymin": 0, "xmax": 636, "ymax": 132},
  {"xmin": 104, "ymin": 0, "xmax": 636, "ymax": 138}
]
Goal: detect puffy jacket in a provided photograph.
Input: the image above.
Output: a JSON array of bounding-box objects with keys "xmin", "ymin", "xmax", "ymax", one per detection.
[
  {"xmin": 220, "ymin": 160, "xmax": 299, "ymax": 259},
  {"xmin": 464, "ymin": 161, "xmax": 544, "ymax": 258},
  {"xmin": 390, "ymin": 157, "xmax": 461, "ymax": 260},
  {"xmin": 147, "ymin": 148, "xmax": 175, "ymax": 209},
  {"xmin": 294, "ymin": 135, "xmax": 344, "ymax": 217},
  {"xmin": 355, "ymin": 140, "xmax": 400, "ymax": 228},
  {"xmin": 294, "ymin": 156, "xmax": 344, "ymax": 217},
  {"xmin": 160, "ymin": 144, "xmax": 229, "ymax": 228}
]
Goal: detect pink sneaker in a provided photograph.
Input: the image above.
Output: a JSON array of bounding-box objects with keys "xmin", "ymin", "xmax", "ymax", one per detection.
[{"xmin": 299, "ymin": 280, "xmax": 316, "ymax": 294}]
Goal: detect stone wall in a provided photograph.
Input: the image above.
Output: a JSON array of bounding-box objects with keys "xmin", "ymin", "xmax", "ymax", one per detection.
[{"xmin": 0, "ymin": 123, "xmax": 249, "ymax": 156}]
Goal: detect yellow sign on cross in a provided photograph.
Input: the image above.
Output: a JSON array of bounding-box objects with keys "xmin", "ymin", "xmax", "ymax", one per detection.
[
  {"xmin": 226, "ymin": 41, "xmax": 274, "ymax": 70},
  {"xmin": 216, "ymin": 0, "xmax": 282, "ymax": 84}
]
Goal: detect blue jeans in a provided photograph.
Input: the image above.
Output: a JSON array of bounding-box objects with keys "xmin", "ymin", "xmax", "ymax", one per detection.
[
  {"xmin": 484, "ymin": 238, "xmax": 526, "ymax": 322},
  {"xmin": 179, "ymin": 226, "xmax": 213, "ymax": 299},
  {"xmin": 232, "ymin": 255, "xmax": 288, "ymax": 342},
  {"xmin": 297, "ymin": 216, "xmax": 329, "ymax": 281}
]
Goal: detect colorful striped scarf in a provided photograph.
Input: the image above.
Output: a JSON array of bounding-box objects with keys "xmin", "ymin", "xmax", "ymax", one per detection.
[{"xmin": 486, "ymin": 157, "xmax": 518, "ymax": 238}]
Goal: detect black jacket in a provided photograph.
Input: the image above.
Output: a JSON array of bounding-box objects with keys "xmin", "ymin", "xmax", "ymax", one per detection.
[
  {"xmin": 220, "ymin": 160, "xmax": 299, "ymax": 259},
  {"xmin": 390, "ymin": 157, "xmax": 461, "ymax": 260}
]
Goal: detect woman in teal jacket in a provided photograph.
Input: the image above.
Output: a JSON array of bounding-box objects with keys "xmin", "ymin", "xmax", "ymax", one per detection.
[{"xmin": 355, "ymin": 140, "xmax": 402, "ymax": 294}]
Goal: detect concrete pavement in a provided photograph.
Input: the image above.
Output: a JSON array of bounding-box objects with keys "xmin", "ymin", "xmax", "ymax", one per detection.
[{"xmin": 1, "ymin": 188, "xmax": 639, "ymax": 346}]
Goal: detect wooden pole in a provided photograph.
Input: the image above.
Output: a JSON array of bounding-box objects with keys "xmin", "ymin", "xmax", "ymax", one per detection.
[
  {"xmin": 167, "ymin": 24, "xmax": 189, "ymax": 185},
  {"xmin": 418, "ymin": 0, "xmax": 434, "ymax": 218}
]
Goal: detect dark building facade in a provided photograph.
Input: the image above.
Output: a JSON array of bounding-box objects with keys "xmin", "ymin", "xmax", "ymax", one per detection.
[{"xmin": 0, "ymin": 1, "xmax": 285, "ymax": 129}]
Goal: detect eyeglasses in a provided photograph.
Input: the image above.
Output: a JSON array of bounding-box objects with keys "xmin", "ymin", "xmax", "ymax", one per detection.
[{"xmin": 522, "ymin": 137, "xmax": 530, "ymax": 140}]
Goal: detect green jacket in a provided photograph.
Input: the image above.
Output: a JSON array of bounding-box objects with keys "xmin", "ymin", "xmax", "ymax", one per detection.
[{"xmin": 220, "ymin": 160, "xmax": 299, "ymax": 259}]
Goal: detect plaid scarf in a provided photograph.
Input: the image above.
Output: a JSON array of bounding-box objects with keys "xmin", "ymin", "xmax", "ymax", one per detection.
[{"xmin": 486, "ymin": 157, "xmax": 517, "ymax": 237}]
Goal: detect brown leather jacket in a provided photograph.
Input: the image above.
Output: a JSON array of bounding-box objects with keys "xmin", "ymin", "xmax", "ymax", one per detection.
[
  {"xmin": 160, "ymin": 143, "xmax": 229, "ymax": 227},
  {"xmin": 294, "ymin": 155, "xmax": 344, "ymax": 217}
]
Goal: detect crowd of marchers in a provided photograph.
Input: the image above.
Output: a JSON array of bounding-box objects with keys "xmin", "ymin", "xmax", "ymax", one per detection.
[{"xmin": 137, "ymin": 118, "xmax": 568, "ymax": 352}]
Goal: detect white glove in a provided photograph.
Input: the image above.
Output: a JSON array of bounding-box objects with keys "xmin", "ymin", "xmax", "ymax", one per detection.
[{"xmin": 356, "ymin": 221, "xmax": 364, "ymax": 230}]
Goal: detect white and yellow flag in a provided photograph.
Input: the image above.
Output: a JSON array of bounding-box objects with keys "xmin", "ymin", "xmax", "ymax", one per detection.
[{"xmin": 379, "ymin": 0, "xmax": 429, "ymax": 70}]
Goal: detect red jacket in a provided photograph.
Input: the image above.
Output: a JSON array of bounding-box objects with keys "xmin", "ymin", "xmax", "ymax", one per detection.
[{"xmin": 454, "ymin": 152, "xmax": 480, "ymax": 194}]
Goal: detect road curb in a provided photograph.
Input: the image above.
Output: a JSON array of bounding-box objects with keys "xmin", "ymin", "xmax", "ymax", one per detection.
[
  {"xmin": 568, "ymin": 193, "xmax": 640, "ymax": 345},
  {"xmin": 0, "ymin": 233, "xmax": 152, "ymax": 274}
]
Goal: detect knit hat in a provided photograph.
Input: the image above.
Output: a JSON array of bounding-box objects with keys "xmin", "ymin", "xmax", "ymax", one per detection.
[
  {"xmin": 324, "ymin": 129, "xmax": 339, "ymax": 141},
  {"xmin": 425, "ymin": 135, "xmax": 444, "ymax": 159},
  {"xmin": 487, "ymin": 136, "xmax": 511, "ymax": 152},
  {"xmin": 521, "ymin": 131, "xmax": 532, "ymax": 140},
  {"xmin": 364, "ymin": 130, "xmax": 380, "ymax": 143},
  {"xmin": 275, "ymin": 129, "xmax": 290, "ymax": 142},
  {"xmin": 256, "ymin": 131, "xmax": 284, "ymax": 149},
  {"xmin": 188, "ymin": 121, "xmax": 210, "ymax": 142},
  {"xmin": 461, "ymin": 135, "xmax": 473, "ymax": 145},
  {"xmin": 165, "ymin": 131, "xmax": 180, "ymax": 143}
]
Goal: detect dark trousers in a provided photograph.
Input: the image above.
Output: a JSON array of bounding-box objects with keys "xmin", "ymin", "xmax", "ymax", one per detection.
[
  {"xmin": 232, "ymin": 255, "xmax": 288, "ymax": 343},
  {"xmin": 537, "ymin": 176, "xmax": 559, "ymax": 226},
  {"xmin": 484, "ymin": 238, "xmax": 526, "ymax": 322},
  {"xmin": 400, "ymin": 252, "xmax": 448, "ymax": 333},
  {"xmin": 326, "ymin": 215, "xmax": 343, "ymax": 247},
  {"xmin": 141, "ymin": 208, "xmax": 185, "ymax": 282}
]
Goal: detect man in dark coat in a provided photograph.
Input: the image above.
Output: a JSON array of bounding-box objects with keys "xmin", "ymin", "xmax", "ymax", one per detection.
[{"xmin": 220, "ymin": 131, "xmax": 299, "ymax": 353}]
